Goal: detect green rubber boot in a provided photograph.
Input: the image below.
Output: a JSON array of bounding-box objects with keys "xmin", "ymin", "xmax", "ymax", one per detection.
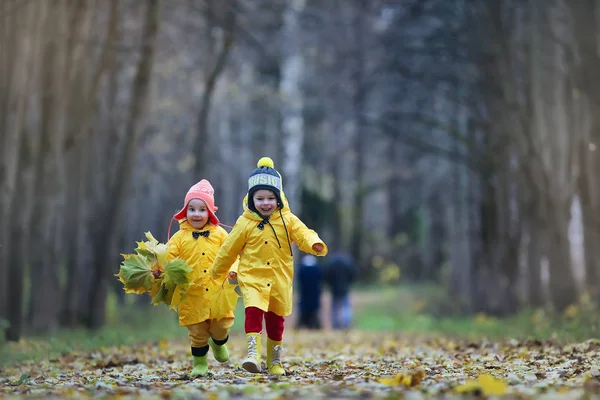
[
  {"xmin": 209, "ymin": 337, "xmax": 229, "ymax": 363},
  {"xmin": 190, "ymin": 354, "xmax": 208, "ymax": 377}
]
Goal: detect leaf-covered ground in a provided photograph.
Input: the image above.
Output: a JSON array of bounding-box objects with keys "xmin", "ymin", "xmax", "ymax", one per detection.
[{"xmin": 3, "ymin": 329, "xmax": 600, "ymax": 399}]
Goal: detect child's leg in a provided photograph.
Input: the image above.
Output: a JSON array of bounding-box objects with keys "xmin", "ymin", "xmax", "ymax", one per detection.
[
  {"xmin": 264, "ymin": 311, "xmax": 285, "ymax": 375},
  {"xmin": 208, "ymin": 317, "xmax": 234, "ymax": 363},
  {"xmin": 331, "ymin": 297, "xmax": 342, "ymax": 329},
  {"xmin": 242, "ymin": 307, "xmax": 264, "ymax": 373},
  {"xmin": 245, "ymin": 306, "xmax": 264, "ymax": 333},
  {"xmin": 264, "ymin": 311, "xmax": 284, "ymax": 341},
  {"xmin": 186, "ymin": 321, "xmax": 211, "ymax": 377},
  {"xmin": 341, "ymin": 295, "xmax": 352, "ymax": 329},
  {"xmin": 209, "ymin": 317, "xmax": 234, "ymax": 341}
]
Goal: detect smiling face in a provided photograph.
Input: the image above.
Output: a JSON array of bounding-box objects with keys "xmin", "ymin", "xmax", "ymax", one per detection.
[
  {"xmin": 186, "ymin": 198, "xmax": 209, "ymax": 229},
  {"xmin": 252, "ymin": 189, "xmax": 278, "ymax": 217}
]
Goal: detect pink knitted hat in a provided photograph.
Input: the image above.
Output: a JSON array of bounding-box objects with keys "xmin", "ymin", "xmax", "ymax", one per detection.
[{"xmin": 173, "ymin": 179, "xmax": 219, "ymax": 225}]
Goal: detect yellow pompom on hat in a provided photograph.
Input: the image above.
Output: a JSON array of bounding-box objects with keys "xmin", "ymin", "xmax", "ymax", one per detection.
[
  {"xmin": 257, "ymin": 156, "xmax": 274, "ymax": 169},
  {"xmin": 247, "ymin": 156, "xmax": 283, "ymax": 212}
]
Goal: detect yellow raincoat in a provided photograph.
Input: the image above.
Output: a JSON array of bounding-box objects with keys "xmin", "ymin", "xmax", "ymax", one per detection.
[
  {"xmin": 168, "ymin": 220, "xmax": 238, "ymax": 326},
  {"xmin": 210, "ymin": 194, "xmax": 328, "ymax": 316}
]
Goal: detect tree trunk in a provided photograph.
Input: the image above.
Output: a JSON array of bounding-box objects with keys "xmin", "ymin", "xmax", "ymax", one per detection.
[
  {"xmin": 526, "ymin": 221, "xmax": 545, "ymax": 307},
  {"xmin": 349, "ymin": 1, "xmax": 367, "ymax": 276},
  {"xmin": 568, "ymin": 0, "xmax": 600, "ymax": 302},
  {"xmin": 0, "ymin": 1, "xmax": 33, "ymax": 326},
  {"xmin": 546, "ymin": 206, "xmax": 578, "ymax": 310},
  {"xmin": 87, "ymin": 0, "xmax": 160, "ymax": 329},
  {"xmin": 28, "ymin": 2, "xmax": 65, "ymax": 333},
  {"xmin": 62, "ymin": 0, "xmax": 119, "ymax": 327},
  {"xmin": 5, "ymin": 132, "xmax": 31, "ymax": 341},
  {"xmin": 529, "ymin": 0, "xmax": 578, "ymax": 311},
  {"xmin": 192, "ymin": 1, "xmax": 236, "ymax": 179},
  {"xmin": 280, "ymin": 0, "xmax": 306, "ymax": 212},
  {"xmin": 579, "ymin": 142, "xmax": 600, "ymax": 299},
  {"xmin": 387, "ymin": 140, "xmax": 402, "ymax": 266}
]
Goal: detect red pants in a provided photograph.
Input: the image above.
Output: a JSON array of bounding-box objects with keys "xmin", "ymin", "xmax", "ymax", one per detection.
[{"xmin": 245, "ymin": 307, "xmax": 285, "ymax": 341}]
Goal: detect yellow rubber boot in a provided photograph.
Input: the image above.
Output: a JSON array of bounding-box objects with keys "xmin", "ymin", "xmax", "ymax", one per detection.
[
  {"xmin": 242, "ymin": 333, "xmax": 262, "ymax": 373},
  {"xmin": 266, "ymin": 338, "xmax": 285, "ymax": 375}
]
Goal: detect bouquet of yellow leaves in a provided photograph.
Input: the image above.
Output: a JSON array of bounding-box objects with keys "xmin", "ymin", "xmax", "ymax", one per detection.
[
  {"xmin": 116, "ymin": 231, "xmax": 192, "ymax": 309},
  {"xmin": 209, "ymin": 277, "xmax": 240, "ymax": 320}
]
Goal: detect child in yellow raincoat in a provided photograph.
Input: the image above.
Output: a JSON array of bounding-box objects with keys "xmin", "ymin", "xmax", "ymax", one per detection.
[
  {"xmin": 210, "ymin": 157, "xmax": 328, "ymax": 375},
  {"xmin": 165, "ymin": 179, "xmax": 238, "ymax": 377}
]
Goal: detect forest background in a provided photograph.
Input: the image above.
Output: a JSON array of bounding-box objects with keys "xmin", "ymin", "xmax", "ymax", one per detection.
[{"xmin": 1, "ymin": 0, "xmax": 600, "ymax": 345}]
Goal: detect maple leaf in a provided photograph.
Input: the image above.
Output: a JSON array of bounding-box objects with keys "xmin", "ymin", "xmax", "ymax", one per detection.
[
  {"xmin": 115, "ymin": 254, "xmax": 154, "ymax": 294},
  {"xmin": 162, "ymin": 258, "xmax": 192, "ymax": 287},
  {"xmin": 151, "ymin": 258, "xmax": 192, "ymax": 309},
  {"xmin": 117, "ymin": 232, "xmax": 190, "ymax": 306},
  {"xmin": 134, "ymin": 240, "xmax": 155, "ymax": 261},
  {"xmin": 152, "ymin": 284, "xmax": 174, "ymax": 307},
  {"xmin": 209, "ymin": 280, "xmax": 240, "ymax": 320},
  {"xmin": 143, "ymin": 231, "xmax": 168, "ymax": 266}
]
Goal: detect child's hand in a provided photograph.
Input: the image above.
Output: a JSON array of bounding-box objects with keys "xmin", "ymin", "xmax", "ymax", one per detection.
[
  {"xmin": 229, "ymin": 271, "xmax": 238, "ymax": 280},
  {"xmin": 312, "ymin": 243, "xmax": 324, "ymax": 253},
  {"xmin": 152, "ymin": 269, "xmax": 162, "ymax": 279}
]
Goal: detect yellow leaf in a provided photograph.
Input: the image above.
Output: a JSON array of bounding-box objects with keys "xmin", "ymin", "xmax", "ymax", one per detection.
[
  {"xmin": 378, "ymin": 374, "xmax": 403, "ymax": 386},
  {"xmin": 455, "ymin": 380, "xmax": 481, "ymax": 394},
  {"xmin": 144, "ymin": 231, "xmax": 168, "ymax": 265},
  {"xmin": 563, "ymin": 304, "xmax": 578, "ymax": 319},
  {"xmin": 479, "ymin": 374, "xmax": 508, "ymax": 395},
  {"xmin": 168, "ymin": 285, "xmax": 186, "ymax": 310},
  {"xmin": 149, "ymin": 278, "xmax": 161, "ymax": 298},
  {"xmin": 455, "ymin": 374, "xmax": 507, "ymax": 396},
  {"xmin": 123, "ymin": 286, "xmax": 150, "ymax": 295},
  {"xmin": 209, "ymin": 281, "xmax": 240, "ymax": 320},
  {"xmin": 378, "ymin": 370, "xmax": 425, "ymax": 387}
]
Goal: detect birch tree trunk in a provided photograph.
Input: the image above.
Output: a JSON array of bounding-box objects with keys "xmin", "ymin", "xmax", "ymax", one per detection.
[
  {"xmin": 280, "ymin": 0, "xmax": 306, "ymax": 212},
  {"xmin": 568, "ymin": 0, "xmax": 600, "ymax": 302},
  {"xmin": 530, "ymin": 0, "xmax": 578, "ymax": 311}
]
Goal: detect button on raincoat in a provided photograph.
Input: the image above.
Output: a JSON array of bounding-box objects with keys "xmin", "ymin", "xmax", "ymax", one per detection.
[
  {"xmin": 168, "ymin": 220, "xmax": 238, "ymax": 326},
  {"xmin": 210, "ymin": 194, "xmax": 328, "ymax": 317}
]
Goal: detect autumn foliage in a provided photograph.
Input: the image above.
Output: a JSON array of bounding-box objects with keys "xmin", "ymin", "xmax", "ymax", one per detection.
[{"xmin": 116, "ymin": 232, "xmax": 192, "ymax": 309}]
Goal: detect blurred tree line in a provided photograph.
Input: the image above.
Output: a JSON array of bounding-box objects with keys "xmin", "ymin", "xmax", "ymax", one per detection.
[{"xmin": 1, "ymin": 0, "xmax": 599, "ymax": 341}]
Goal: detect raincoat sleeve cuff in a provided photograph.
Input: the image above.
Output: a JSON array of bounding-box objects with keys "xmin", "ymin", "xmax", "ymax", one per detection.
[
  {"xmin": 312, "ymin": 239, "xmax": 328, "ymax": 256},
  {"xmin": 229, "ymin": 257, "xmax": 240, "ymax": 274}
]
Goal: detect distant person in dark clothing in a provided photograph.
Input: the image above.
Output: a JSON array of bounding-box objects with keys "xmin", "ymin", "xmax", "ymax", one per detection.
[
  {"xmin": 325, "ymin": 250, "xmax": 357, "ymax": 329},
  {"xmin": 296, "ymin": 254, "xmax": 323, "ymax": 329}
]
